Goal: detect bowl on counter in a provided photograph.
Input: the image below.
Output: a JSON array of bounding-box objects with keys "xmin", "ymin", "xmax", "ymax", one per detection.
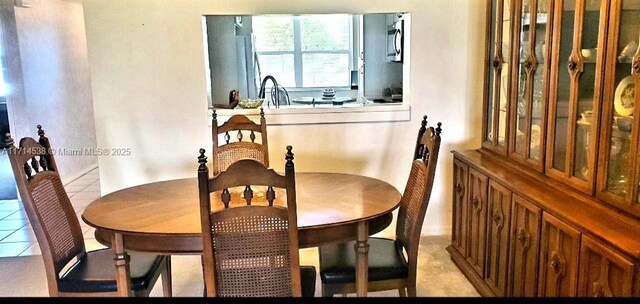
[{"xmin": 238, "ymin": 98, "xmax": 264, "ymax": 109}]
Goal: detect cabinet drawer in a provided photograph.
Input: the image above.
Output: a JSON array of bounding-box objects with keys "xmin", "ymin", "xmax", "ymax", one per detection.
[
  {"xmin": 508, "ymin": 194, "xmax": 541, "ymax": 296},
  {"xmin": 451, "ymin": 159, "xmax": 469, "ymax": 256},
  {"xmin": 538, "ymin": 212, "xmax": 580, "ymax": 297},
  {"xmin": 485, "ymin": 180, "xmax": 512, "ymax": 296},
  {"xmin": 466, "ymin": 168, "xmax": 489, "ymax": 277},
  {"xmin": 578, "ymin": 235, "xmax": 635, "ymax": 297}
]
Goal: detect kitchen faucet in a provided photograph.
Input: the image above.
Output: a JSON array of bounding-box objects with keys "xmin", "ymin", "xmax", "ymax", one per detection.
[{"xmin": 258, "ymin": 75, "xmax": 280, "ymax": 109}]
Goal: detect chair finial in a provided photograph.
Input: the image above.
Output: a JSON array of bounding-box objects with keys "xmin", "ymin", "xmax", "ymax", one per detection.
[
  {"xmin": 285, "ymin": 145, "xmax": 294, "ymax": 168},
  {"xmin": 260, "ymin": 107, "xmax": 265, "ymax": 118},
  {"xmin": 5, "ymin": 133, "xmax": 13, "ymax": 147},
  {"xmin": 419, "ymin": 115, "xmax": 428, "ymax": 134},
  {"xmin": 37, "ymin": 125, "xmax": 45, "ymax": 138},
  {"xmin": 212, "ymin": 109, "xmax": 217, "ymax": 120},
  {"xmin": 198, "ymin": 148, "xmax": 208, "ymax": 171},
  {"xmin": 435, "ymin": 122, "xmax": 443, "ymax": 137}
]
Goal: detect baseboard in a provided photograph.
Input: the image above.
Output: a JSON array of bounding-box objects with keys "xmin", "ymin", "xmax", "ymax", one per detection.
[{"xmin": 62, "ymin": 163, "xmax": 98, "ymax": 186}]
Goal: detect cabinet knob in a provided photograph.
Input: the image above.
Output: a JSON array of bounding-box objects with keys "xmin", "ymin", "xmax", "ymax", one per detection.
[
  {"xmin": 455, "ymin": 183, "xmax": 464, "ymax": 194},
  {"xmin": 549, "ymin": 255, "xmax": 561, "ymax": 272},
  {"xmin": 524, "ymin": 59, "xmax": 533, "ymax": 70},
  {"xmin": 492, "ymin": 58, "xmax": 501, "ymax": 68},
  {"xmin": 472, "ymin": 196, "xmax": 479, "ymax": 207},
  {"xmin": 493, "ymin": 213, "xmax": 503, "ymax": 225},
  {"xmin": 567, "ymin": 59, "xmax": 578, "ymax": 72},
  {"xmin": 517, "ymin": 228, "xmax": 527, "ymax": 244}
]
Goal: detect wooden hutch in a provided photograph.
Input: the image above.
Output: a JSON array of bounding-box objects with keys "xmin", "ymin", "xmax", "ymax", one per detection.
[{"xmin": 448, "ymin": 0, "xmax": 640, "ymax": 297}]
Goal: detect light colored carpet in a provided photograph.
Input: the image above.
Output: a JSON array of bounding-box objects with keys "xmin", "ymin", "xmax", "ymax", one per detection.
[{"xmin": 0, "ymin": 235, "xmax": 480, "ymax": 297}]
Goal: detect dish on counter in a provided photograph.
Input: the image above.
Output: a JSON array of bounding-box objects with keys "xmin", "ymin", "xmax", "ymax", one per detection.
[
  {"xmin": 238, "ymin": 98, "xmax": 264, "ymax": 109},
  {"xmin": 370, "ymin": 98, "xmax": 401, "ymax": 104},
  {"xmin": 614, "ymin": 76, "xmax": 635, "ymax": 117}
]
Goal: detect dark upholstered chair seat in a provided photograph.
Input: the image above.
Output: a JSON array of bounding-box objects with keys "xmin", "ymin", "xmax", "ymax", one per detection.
[
  {"xmin": 319, "ymin": 238, "xmax": 408, "ymax": 284},
  {"xmin": 301, "ymin": 266, "xmax": 317, "ymax": 297},
  {"xmin": 58, "ymin": 249, "xmax": 167, "ymax": 293}
]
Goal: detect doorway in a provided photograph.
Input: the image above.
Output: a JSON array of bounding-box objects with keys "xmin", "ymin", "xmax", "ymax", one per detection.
[{"xmin": 0, "ymin": 14, "xmax": 17, "ymax": 201}]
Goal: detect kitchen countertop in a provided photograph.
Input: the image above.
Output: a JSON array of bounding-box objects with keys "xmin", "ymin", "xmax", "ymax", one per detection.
[
  {"xmin": 291, "ymin": 97, "xmax": 357, "ymax": 105},
  {"xmin": 365, "ymin": 96, "xmax": 402, "ymax": 104}
]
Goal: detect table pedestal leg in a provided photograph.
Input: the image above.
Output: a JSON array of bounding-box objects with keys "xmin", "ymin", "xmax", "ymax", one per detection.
[
  {"xmin": 355, "ymin": 221, "xmax": 369, "ymax": 297},
  {"xmin": 111, "ymin": 232, "xmax": 132, "ymax": 297}
]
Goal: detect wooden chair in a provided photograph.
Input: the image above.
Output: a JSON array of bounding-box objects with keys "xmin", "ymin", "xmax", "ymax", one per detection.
[
  {"xmin": 5, "ymin": 126, "xmax": 172, "ymax": 297},
  {"xmin": 318, "ymin": 115, "xmax": 442, "ymax": 297},
  {"xmin": 197, "ymin": 146, "xmax": 316, "ymax": 297},
  {"xmin": 211, "ymin": 108, "xmax": 269, "ymax": 176}
]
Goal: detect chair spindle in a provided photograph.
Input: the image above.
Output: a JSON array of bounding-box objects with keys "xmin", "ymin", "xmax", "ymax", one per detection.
[{"xmin": 244, "ymin": 185, "xmax": 253, "ymax": 205}]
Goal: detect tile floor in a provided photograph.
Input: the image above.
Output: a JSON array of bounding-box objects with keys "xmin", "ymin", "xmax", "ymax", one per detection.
[{"xmin": 0, "ymin": 167, "xmax": 106, "ymax": 257}]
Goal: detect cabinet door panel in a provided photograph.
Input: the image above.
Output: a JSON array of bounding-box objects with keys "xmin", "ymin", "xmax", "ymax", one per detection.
[
  {"xmin": 538, "ymin": 212, "xmax": 580, "ymax": 296},
  {"xmin": 451, "ymin": 159, "xmax": 469, "ymax": 256},
  {"xmin": 466, "ymin": 168, "xmax": 489, "ymax": 277},
  {"xmin": 596, "ymin": 0, "xmax": 640, "ymax": 216},
  {"xmin": 483, "ymin": 0, "xmax": 513, "ymax": 155},
  {"xmin": 546, "ymin": 0, "xmax": 607, "ymax": 194},
  {"xmin": 485, "ymin": 180, "xmax": 512, "ymax": 296},
  {"xmin": 509, "ymin": 0, "xmax": 551, "ymax": 171},
  {"xmin": 578, "ymin": 235, "xmax": 634, "ymax": 297},
  {"xmin": 509, "ymin": 194, "xmax": 542, "ymax": 296}
]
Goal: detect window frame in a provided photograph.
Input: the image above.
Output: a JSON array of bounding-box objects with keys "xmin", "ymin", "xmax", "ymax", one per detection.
[{"xmin": 253, "ymin": 14, "xmax": 357, "ymax": 89}]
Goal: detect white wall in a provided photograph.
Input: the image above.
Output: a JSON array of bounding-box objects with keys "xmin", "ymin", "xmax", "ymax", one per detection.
[
  {"xmin": 82, "ymin": 0, "xmax": 486, "ymax": 235},
  {"xmin": 5, "ymin": 0, "xmax": 97, "ymax": 184}
]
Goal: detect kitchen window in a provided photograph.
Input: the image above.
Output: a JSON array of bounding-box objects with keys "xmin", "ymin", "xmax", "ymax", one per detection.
[{"xmin": 252, "ymin": 14, "xmax": 356, "ymax": 89}]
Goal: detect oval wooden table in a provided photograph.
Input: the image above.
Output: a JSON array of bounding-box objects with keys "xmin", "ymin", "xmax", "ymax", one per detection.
[{"xmin": 82, "ymin": 172, "xmax": 401, "ymax": 297}]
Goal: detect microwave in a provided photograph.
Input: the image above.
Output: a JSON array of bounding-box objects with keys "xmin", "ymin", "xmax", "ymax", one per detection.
[{"xmin": 386, "ymin": 19, "xmax": 403, "ymax": 63}]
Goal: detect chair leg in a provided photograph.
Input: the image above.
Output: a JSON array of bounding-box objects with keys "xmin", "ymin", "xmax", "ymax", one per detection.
[
  {"xmin": 161, "ymin": 255, "xmax": 172, "ymax": 297},
  {"xmin": 398, "ymin": 287, "xmax": 407, "ymax": 297},
  {"xmin": 201, "ymin": 255, "xmax": 208, "ymax": 297},
  {"xmin": 407, "ymin": 285, "xmax": 416, "ymax": 297}
]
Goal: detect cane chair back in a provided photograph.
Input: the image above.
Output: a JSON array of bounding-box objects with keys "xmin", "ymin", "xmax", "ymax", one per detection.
[
  {"xmin": 5, "ymin": 126, "xmax": 171, "ymax": 297},
  {"xmin": 318, "ymin": 115, "xmax": 442, "ymax": 297},
  {"xmin": 211, "ymin": 108, "xmax": 269, "ymax": 176},
  {"xmin": 197, "ymin": 146, "xmax": 306, "ymax": 297}
]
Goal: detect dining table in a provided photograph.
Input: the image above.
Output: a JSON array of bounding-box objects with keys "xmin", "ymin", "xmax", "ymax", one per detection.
[{"xmin": 82, "ymin": 172, "xmax": 402, "ymax": 297}]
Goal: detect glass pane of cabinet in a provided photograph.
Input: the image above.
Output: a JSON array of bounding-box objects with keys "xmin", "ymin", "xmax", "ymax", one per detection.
[
  {"xmin": 484, "ymin": 0, "xmax": 513, "ymax": 155},
  {"xmin": 597, "ymin": 0, "xmax": 640, "ymax": 212},
  {"xmin": 510, "ymin": 0, "xmax": 550, "ymax": 168},
  {"xmin": 546, "ymin": 0, "xmax": 605, "ymax": 193},
  {"xmin": 478, "ymin": 0, "xmax": 640, "ymax": 217}
]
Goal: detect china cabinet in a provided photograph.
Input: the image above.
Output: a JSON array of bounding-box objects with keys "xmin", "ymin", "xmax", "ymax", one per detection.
[{"xmin": 449, "ymin": 0, "xmax": 640, "ymax": 297}]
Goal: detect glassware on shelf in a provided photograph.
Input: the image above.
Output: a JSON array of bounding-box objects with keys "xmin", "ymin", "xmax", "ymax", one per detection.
[{"xmin": 618, "ymin": 40, "xmax": 637, "ymax": 62}]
